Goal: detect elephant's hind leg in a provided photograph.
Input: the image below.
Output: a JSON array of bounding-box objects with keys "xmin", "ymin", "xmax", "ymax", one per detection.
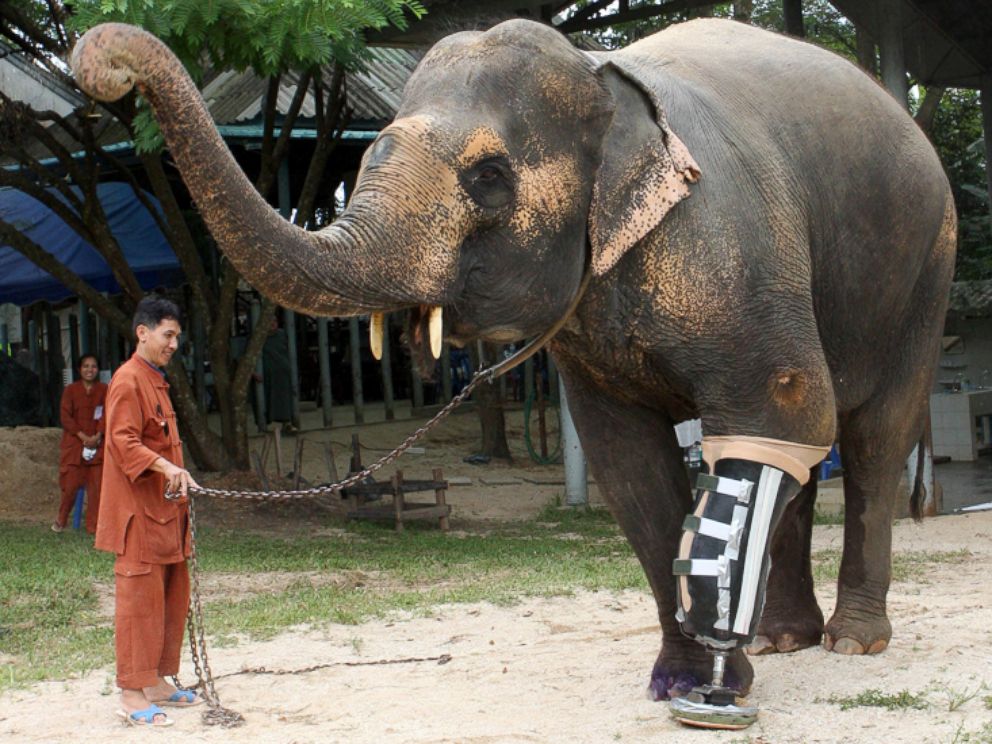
[
  {"xmin": 748, "ymin": 470, "xmax": 825, "ymax": 655},
  {"xmin": 825, "ymin": 388, "xmax": 929, "ymax": 654}
]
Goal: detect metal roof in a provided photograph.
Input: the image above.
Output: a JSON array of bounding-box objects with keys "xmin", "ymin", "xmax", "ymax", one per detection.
[
  {"xmin": 201, "ymin": 46, "xmax": 421, "ymax": 127},
  {"xmin": 830, "ymin": 0, "xmax": 992, "ymax": 88}
]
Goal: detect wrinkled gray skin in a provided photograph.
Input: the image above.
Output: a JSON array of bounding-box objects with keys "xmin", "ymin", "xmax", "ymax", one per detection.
[{"xmin": 73, "ymin": 18, "xmax": 955, "ymax": 700}]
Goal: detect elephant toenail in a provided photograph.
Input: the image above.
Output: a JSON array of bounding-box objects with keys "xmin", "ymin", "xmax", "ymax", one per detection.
[{"xmin": 831, "ymin": 638, "xmax": 866, "ymax": 655}]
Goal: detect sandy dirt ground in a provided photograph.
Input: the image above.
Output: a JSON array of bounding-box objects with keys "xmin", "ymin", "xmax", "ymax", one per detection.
[{"xmin": 2, "ymin": 413, "xmax": 991, "ymax": 743}]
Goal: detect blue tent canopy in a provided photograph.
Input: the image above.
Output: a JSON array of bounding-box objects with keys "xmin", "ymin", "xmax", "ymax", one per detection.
[{"xmin": 0, "ymin": 182, "xmax": 183, "ymax": 306}]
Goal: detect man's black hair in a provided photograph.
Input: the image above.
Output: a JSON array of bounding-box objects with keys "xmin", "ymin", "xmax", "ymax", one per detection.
[
  {"xmin": 77, "ymin": 353, "xmax": 99, "ymax": 369},
  {"xmin": 132, "ymin": 295, "xmax": 182, "ymax": 337}
]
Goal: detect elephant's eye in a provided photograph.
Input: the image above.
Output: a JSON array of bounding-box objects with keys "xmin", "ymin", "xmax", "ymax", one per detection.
[{"xmin": 462, "ymin": 156, "xmax": 513, "ymax": 210}]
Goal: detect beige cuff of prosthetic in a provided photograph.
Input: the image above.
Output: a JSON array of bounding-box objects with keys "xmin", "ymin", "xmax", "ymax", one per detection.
[{"xmin": 701, "ymin": 436, "xmax": 832, "ymax": 486}]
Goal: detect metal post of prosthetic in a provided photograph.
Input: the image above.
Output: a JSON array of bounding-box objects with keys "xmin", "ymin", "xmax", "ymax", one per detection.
[{"xmin": 670, "ymin": 435, "xmax": 830, "ymax": 730}]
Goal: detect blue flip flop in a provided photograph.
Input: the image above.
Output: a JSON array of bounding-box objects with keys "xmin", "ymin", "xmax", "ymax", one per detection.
[
  {"xmin": 155, "ymin": 688, "xmax": 204, "ymax": 708},
  {"xmin": 117, "ymin": 704, "xmax": 174, "ymax": 727}
]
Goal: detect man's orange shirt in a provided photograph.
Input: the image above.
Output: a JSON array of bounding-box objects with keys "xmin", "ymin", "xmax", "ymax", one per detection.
[
  {"xmin": 95, "ymin": 354, "xmax": 189, "ymax": 564},
  {"xmin": 59, "ymin": 379, "xmax": 108, "ymax": 468}
]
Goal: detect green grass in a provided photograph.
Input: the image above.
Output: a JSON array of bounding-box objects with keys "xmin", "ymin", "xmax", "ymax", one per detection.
[
  {"xmin": 812, "ymin": 548, "xmax": 971, "ymax": 584},
  {"xmin": 0, "ymin": 504, "xmax": 644, "ymax": 692},
  {"xmin": 824, "ymin": 688, "xmax": 929, "ymax": 711}
]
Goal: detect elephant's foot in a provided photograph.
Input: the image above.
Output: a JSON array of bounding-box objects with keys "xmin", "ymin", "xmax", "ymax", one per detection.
[
  {"xmin": 647, "ymin": 643, "xmax": 753, "ymax": 701},
  {"xmin": 747, "ymin": 603, "xmax": 824, "ymax": 656},
  {"xmin": 823, "ymin": 611, "xmax": 891, "ymax": 655}
]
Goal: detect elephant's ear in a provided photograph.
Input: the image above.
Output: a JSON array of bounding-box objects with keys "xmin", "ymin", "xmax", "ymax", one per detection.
[{"xmin": 588, "ymin": 63, "xmax": 700, "ymax": 276}]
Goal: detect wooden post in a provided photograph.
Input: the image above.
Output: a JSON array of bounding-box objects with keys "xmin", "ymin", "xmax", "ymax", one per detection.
[
  {"xmin": 350, "ymin": 433, "xmax": 362, "ymax": 472},
  {"xmin": 547, "ymin": 351, "xmax": 560, "ymax": 403},
  {"xmin": 411, "ymin": 363, "xmax": 424, "ymax": 411},
  {"xmin": 380, "ymin": 317, "xmax": 395, "ymax": 421},
  {"xmin": 392, "ymin": 470, "xmax": 405, "ymax": 533},
  {"xmin": 323, "ymin": 441, "xmax": 339, "ymax": 482},
  {"xmin": 284, "ymin": 308, "xmax": 301, "ymax": 429},
  {"xmin": 433, "ymin": 467, "xmax": 449, "ymax": 532},
  {"xmin": 441, "ymin": 344, "xmax": 453, "ymax": 403},
  {"xmin": 77, "ymin": 299, "xmax": 91, "ymax": 354},
  {"xmin": 877, "ymin": 0, "xmax": 908, "ymax": 109},
  {"xmin": 524, "ymin": 357, "xmax": 534, "ymax": 406},
  {"xmin": 982, "ymin": 78, "xmax": 992, "ymax": 234},
  {"xmin": 349, "ymin": 317, "xmax": 364, "ymax": 424},
  {"xmin": 193, "ymin": 312, "xmax": 207, "ymax": 409},
  {"xmin": 273, "ymin": 423, "xmax": 283, "ymax": 478},
  {"xmin": 292, "ymin": 437, "xmax": 304, "ymax": 490},
  {"xmin": 67, "ymin": 314, "xmax": 79, "ymax": 379},
  {"xmin": 318, "ymin": 317, "xmax": 333, "ymax": 427},
  {"xmin": 250, "ymin": 298, "xmax": 267, "ymax": 431},
  {"xmin": 783, "ymin": 0, "xmax": 804, "ymax": 37}
]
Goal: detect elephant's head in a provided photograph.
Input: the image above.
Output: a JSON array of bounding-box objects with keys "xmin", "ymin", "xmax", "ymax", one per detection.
[{"xmin": 72, "ymin": 20, "xmax": 699, "ymax": 369}]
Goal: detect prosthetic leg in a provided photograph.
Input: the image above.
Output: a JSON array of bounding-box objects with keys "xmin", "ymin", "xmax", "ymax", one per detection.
[{"xmin": 669, "ymin": 436, "xmax": 830, "ymax": 730}]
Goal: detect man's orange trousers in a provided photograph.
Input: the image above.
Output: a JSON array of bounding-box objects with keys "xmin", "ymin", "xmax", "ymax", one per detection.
[{"xmin": 113, "ymin": 559, "xmax": 190, "ymax": 689}]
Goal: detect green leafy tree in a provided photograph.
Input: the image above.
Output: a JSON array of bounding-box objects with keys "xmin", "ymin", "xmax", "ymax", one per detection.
[{"xmin": 0, "ymin": 0, "xmax": 424, "ymax": 470}]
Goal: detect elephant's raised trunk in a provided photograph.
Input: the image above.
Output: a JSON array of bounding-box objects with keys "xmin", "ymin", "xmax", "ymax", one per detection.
[{"xmin": 72, "ymin": 23, "xmax": 420, "ymax": 317}]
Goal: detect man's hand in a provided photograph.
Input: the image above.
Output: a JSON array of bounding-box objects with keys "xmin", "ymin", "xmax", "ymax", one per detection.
[{"xmin": 151, "ymin": 457, "xmax": 199, "ymax": 499}]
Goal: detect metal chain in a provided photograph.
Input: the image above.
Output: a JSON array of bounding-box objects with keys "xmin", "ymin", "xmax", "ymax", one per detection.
[
  {"xmin": 171, "ymin": 369, "xmax": 490, "ymax": 503},
  {"xmin": 168, "ymin": 368, "xmax": 493, "ymax": 728},
  {"xmin": 213, "ymin": 653, "xmax": 452, "ymax": 680}
]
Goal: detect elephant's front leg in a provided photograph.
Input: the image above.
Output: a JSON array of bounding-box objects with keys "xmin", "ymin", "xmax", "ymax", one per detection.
[{"xmin": 555, "ymin": 367, "xmax": 754, "ymax": 700}]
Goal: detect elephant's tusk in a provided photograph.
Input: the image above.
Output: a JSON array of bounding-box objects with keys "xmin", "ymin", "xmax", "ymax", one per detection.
[
  {"xmin": 429, "ymin": 306, "xmax": 443, "ymax": 360},
  {"xmin": 370, "ymin": 313, "xmax": 385, "ymax": 360}
]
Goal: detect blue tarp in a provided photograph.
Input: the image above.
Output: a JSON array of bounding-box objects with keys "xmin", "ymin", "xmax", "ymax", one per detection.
[{"xmin": 0, "ymin": 182, "xmax": 183, "ymax": 305}]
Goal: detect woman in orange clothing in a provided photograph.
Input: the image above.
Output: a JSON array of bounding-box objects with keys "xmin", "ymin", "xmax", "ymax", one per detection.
[
  {"xmin": 53, "ymin": 354, "xmax": 107, "ymax": 533},
  {"xmin": 96, "ymin": 296, "xmax": 201, "ymax": 727}
]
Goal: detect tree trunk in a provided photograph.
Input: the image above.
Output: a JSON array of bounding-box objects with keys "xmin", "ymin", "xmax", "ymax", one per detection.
[
  {"xmin": 733, "ymin": 0, "xmax": 753, "ymax": 23},
  {"xmin": 783, "ymin": 0, "xmax": 804, "ymax": 37},
  {"xmin": 471, "ymin": 342, "xmax": 511, "ymax": 461},
  {"xmin": 914, "ymin": 86, "xmax": 946, "ymax": 133}
]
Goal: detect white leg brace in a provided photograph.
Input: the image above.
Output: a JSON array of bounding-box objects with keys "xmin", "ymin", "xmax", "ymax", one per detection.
[{"xmin": 674, "ymin": 437, "xmax": 830, "ymax": 649}]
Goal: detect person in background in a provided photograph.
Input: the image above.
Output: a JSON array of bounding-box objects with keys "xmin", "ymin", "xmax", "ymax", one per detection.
[
  {"xmin": 53, "ymin": 353, "xmax": 107, "ymax": 534},
  {"xmin": 96, "ymin": 296, "xmax": 201, "ymax": 727}
]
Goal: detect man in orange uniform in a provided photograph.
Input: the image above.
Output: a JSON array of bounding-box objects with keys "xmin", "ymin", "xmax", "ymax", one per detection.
[
  {"xmin": 95, "ymin": 296, "xmax": 201, "ymax": 727},
  {"xmin": 53, "ymin": 354, "xmax": 107, "ymax": 533}
]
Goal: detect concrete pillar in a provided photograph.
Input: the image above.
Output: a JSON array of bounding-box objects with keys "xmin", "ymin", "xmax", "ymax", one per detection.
[
  {"xmin": 349, "ymin": 317, "xmax": 364, "ymax": 424},
  {"xmin": 559, "ymin": 381, "xmax": 588, "ymax": 506},
  {"xmin": 877, "ymin": 0, "xmax": 908, "ymax": 109},
  {"xmin": 250, "ymin": 298, "xmax": 267, "ymax": 431},
  {"xmin": 318, "ymin": 318, "xmax": 333, "ymax": 428}
]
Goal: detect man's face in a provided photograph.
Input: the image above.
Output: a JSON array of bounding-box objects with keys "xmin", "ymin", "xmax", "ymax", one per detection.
[
  {"xmin": 79, "ymin": 357, "xmax": 99, "ymax": 382},
  {"xmin": 136, "ymin": 318, "xmax": 182, "ymax": 368}
]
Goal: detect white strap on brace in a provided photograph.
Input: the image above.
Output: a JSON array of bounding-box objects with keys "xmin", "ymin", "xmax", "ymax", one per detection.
[{"xmin": 696, "ymin": 473, "xmax": 754, "ymax": 504}]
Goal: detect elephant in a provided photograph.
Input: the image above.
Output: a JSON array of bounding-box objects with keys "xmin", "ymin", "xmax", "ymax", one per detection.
[{"xmin": 73, "ymin": 17, "xmax": 956, "ymax": 703}]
